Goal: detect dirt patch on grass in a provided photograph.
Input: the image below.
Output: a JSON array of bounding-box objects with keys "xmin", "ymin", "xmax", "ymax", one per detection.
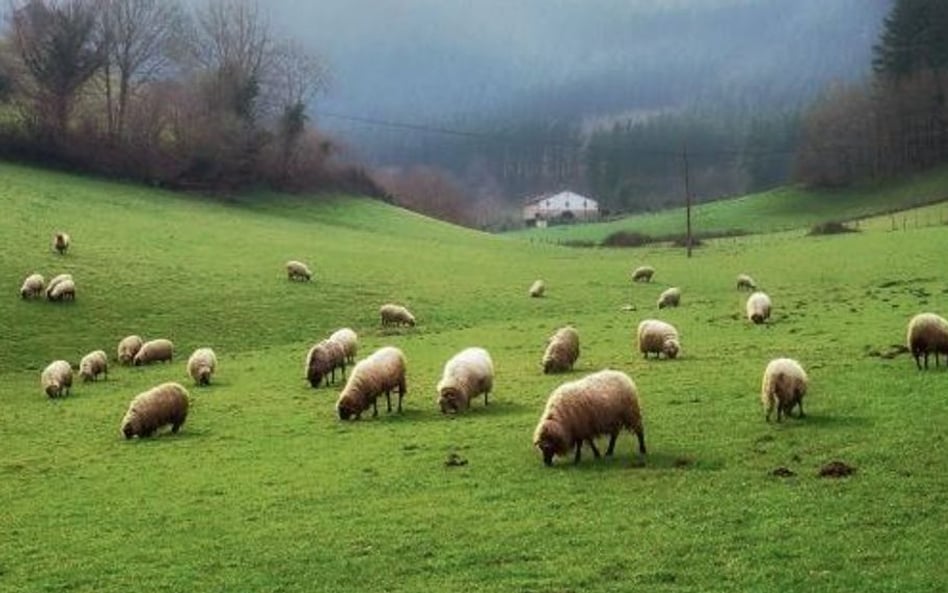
[
  {"xmin": 444, "ymin": 453, "xmax": 468, "ymax": 467},
  {"xmin": 866, "ymin": 344, "xmax": 909, "ymax": 359},
  {"xmin": 771, "ymin": 467, "xmax": 796, "ymax": 478},
  {"xmin": 818, "ymin": 460, "xmax": 856, "ymax": 478}
]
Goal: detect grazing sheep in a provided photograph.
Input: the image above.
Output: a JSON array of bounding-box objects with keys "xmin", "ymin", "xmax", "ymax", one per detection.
[
  {"xmin": 328, "ymin": 328, "xmax": 358, "ymax": 364},
  {"xmin": 187, "ymin": 347, "xmax": 217, "ymax": 386},
  {"xmin": 52, "ymin": 232, "xmax": 70, "ymax": 255},
  {"xmin": 79, "ymin": 350, "xmax": 108, "ymax": 382},
  {"xmin": 437, "ymin": 347, "xmax": 494, "ymax": 413},
  {"xmin": 632, "ymin": 265, "xmax": 655, "ymax": 283},
  {"xmin": 19, "ymin": 273, "xmax": 44, "ymax": 299},
  {"xmin": 761, "ymin": 358, "xmax": 808, "ymax": 422},
  {"xmin": 736, "ymin": 273, "xmax": 757, "ymax": 291},
  {"xmin": 41, "ymin": 360, "xmax": 73, "ymax": 398},
  {"xmin": 47, "ymin": 278, "xmax": 75, "ymax": 302},
  {"xmin": 305, "ymin": 339, "xmax": 347, "ymax": 388},
  {"xmin": 133, "ymin": 338, "xmax": 174, "ymax": 366},
  {"xmin": 117, "ymin": 335, "xmax": 144, "ymax": 365},
  {"xmin": 657, "ymin": 287, "xmax": 681, "ymax": 309},
  {"xmin": 542, "ymin": 326, "xmax": 580, "ymax": 374},
  {"xmin": 529, "ymin": 279, "xmax": 545, "ymax": 298},
  {"xmin": 906, "ymin": 312, "xmax": 948, "ymax": 370},
  {"xmin": 286, "ymin": 260, "xmax": 312, "ymax": 282},
  {"xmin": 380, "ymin": 303, "xmax": 416, "ymax": 327},
  {"xmin": 120, "ymin": 382, "xmax": 190, "ymax": 439},
  {"xmin": 533, "ymin": 369, "xmax": 646, "ymax": 466},
  {"xmin": 45, "ymin": 274, "xmax": 72, "ymax": 299},
  {"xmin": 336, "ymin": 346, "xmax": 407, "ymax": 420},
  {"xmin": 636, "ymin": 319, "xmax": 681, "ymax": 359},
  {"xmin": 746, "ymin": 291, "xmax": 772, "ymax": 325}
]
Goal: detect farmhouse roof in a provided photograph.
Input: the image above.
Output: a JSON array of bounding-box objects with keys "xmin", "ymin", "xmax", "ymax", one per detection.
[{"xmin": 523, "ymin": 190, "xmax": 595, "ymax": 206}]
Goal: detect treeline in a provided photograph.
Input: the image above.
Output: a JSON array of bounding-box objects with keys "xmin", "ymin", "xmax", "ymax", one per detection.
[{"xmin": 0, "ymin": 0, "xmax": 380, "ymax": 195}]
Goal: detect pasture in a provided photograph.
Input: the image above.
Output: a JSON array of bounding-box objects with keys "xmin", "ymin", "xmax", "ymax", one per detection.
[{"xmin": 1, "ymin": 161, "xmax": 947, "ymax": 592}]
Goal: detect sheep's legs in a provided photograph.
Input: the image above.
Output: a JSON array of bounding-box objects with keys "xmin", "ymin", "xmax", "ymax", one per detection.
[
  {"xmin": 573, "ymin": 441, "xmax": 583, "ymax": 464},
  {"xmin": 372, "ymin": 399, "xmax": 379, "ymax": 417},
  {"xmin": 484, "ymin": 390, "xmax": 489, "ymax": 406},
  {"xmin": 385, "ymin": 390, "xmax": 393, "ymax": 413},
  {"xmin": 635, "ymin": 428, "xmax": 647, "ymax": 455},
  {"xmin": 397, "ymin": 380, "xmax": 406, "ymax": 413},
  {"xmin": 587, "ymin": 439, "xmax": 601, "ymax": 458},
  {"xmin": 606, "ymin": 432, "xmax": 618, "ymax": 456}
]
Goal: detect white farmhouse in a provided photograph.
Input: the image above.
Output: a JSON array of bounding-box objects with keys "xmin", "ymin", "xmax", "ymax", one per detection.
[{"xmin": 523, "ymin": 190, "xmax": 599, "ymax": 227}]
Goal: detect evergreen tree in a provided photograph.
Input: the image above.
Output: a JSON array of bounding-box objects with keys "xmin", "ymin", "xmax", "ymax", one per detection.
[{"xmin": 872, "ymin": 0, "xmax": 948, "ymax": 79}]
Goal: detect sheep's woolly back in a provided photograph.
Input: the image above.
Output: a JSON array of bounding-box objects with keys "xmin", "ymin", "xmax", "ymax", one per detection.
[
  {"xmin": 529, "ymin": 279, "xmax": 545, "ymax": 297},
  {"xmin": 117, "ymin": 335, "xmax": 144, "ymax": 365},
  {"xmin": 336, "ymin": 346, "xmax": 407, "ymax": 418},
  {"xmin": 736, "ymin": 273, "xmax": 757, "ymax": 290},
  {"xmin": 632, "ymin": 266, "xmax": 655, "ymax": 282},
  {"xmin": 121, "ymin": 382, "xmax": 190, "ymax": 439},
  {"xmin": 746, "ymin": 291, "xmax": 772, "ymax": 324},
  {"xmin": 41, "ymin": 360, "xmax": 73, "ymax": 398},
  {"xmin": 45, "ymin": 274, "xmax": 73, "ymax": 298},
  {"xmin": 380, "ymin": 303, "xmax": 416, "ymax": 326},
  {"xmin": 80, "ymin": 350, "xmax": 108, "ymax": 381},
  {"xmin": 187, "ymin": 347, "xmax": 217, "ymax": 385},
  {"xmin": 48, "ymin": 279, "xmax": 75, "ymax": 301},
  {"xmin": 657, "ymin": 287, "xmax": 681, "ymax": 309},
  {"xmin": 543, "ymin": 326, "xmax": 580, "ymax": 373},
  {"xmin": 134, "ymin": 339, "xmax": 174, "ymax": 365},
  {"xmin": 437, "ymin": 347, "xmax": 494, "ymax": 413},
  {"xmin": 636, "ymin": 319, "xmax": 681, "ymax": 359},
  {"xmin": 286, "ymin": 260, "xmax": 312, "ymax": 280},
  {"xmin": 328, "ymin": 328, "xmax": 358, "ymax": 362},
  {"xmin": 906, "ymin": 313, "xmax": 948, "ymax": 369},
  {"xmin": 761, "ymin": 358, "xmax": 808, "ymax": 421},
  {"xmin": 533, "ymin": 369, "xmax": 644, "ymax": 460},
  {"xmin": 305, "ymin": 339, "xmax": 346, "ymax": 387},
  {"xmin": 20, "ymin": 273, "xmax": 44, "ymax": 298}
]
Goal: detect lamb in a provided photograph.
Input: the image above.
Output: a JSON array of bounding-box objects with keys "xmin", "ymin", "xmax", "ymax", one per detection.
[
  {"xmin": 133, "ymin": 338, "xmax": 174, "ymax": 365},
  {"xmin": 328, "ymin": 328, "xmax": 358, "ymax": 364},
  {"xmin": 79, "ymin": 350, "xmax": 108, "ymax": 382},
  {"xmin": 636, "ymin": 319, "xmax": 681, "ymax": 359},
  {"xmin": 746, "ymin": 291, "xmax": 772, "ymax": 324},
  {"xmin": 120, "ymin": 382, "xmax": 190, "ymax": 439},
  {"xmin": 380, "ymin": 303, "xmax": 416, "ymax": 327},
  {"xmin": 305, "ymin": 339, "xmax": 347, "ymax": 388},
  {"xmin": 529, "ymin": 279, "xmax": 545, "ymax": 298},
  {"xmin": 187, "ymin": 347, "xmax": 217, "ymax": 386},
  {"xmin": 41, "ymin": 360, "xmax": 73, "ymax": 398},
  {"xmin": 542, "ymin": 326, "xmax": 580, "ymax": 374},
  {"xmin": 906, "ymin": 312, "xmax": 948, "ymax": 370},
  {"xmin": 117, "ymin": 335, "xmax": 144, "ymax": 365},
  {"xmin": 437, "ymin": 347, "xmax": 494, "ymax": 413},
  {"xmin": 20, "ymin": 273, "xmax": 44, "ymax": 299},
  {"xmin": 45, "ymin": 274, "xmax": 73, "ymax": 299},
  {"xmin": 657, "ymin": 287, "xmax": 681, "ymax": 309},
  {"xmin": 286, "ymin": 260, "xmax": 312, "ymax": 282},
  {"xmin": 632, "ymin": 265, "xmax": 655, "ymax": 283},
  {"xmin": 761, "ymin": 358, "xmax": 808, "ymax": 422},
  {"xmin": 52, "ymin": 232, "xmax": 70, "ymax": 255},
  {"xmin": 533, "ymin": 369, "xmax": 646, "ymax": 466},
  {"xmin": 736, "ymin": 273, "xmax": 757, "ymax": 291},
  {"xmin": 47, "ymin": 278, "xmax": 75, "ymax": 302},
  {"xmin": 336, "ymin": 346, "xmax": 407, "ymax": 420}
]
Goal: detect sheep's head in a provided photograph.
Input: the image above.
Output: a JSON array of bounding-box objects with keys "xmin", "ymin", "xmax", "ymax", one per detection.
[
  {"xmin": 45, "ymin": 382, "xmax": 60, "ymax": 398},
  {"xmin": 337, "ymin": 400, "xmax": 356, "ymax": 420},
  {"xmin": 197, "ymin": 367, "xmax": 211, "ymax": 385},
  {"xmin": 122, "ymin": 422, "xmax": 135, "ymax": 439},
  {"xmin": 751, "ymin": 313, "xmax": 764, "ymax": 324},
  {"xmin": 658, "ymin": 300, "xmax": 667, "ymax": 309},
  {"xmin": 534, "ymin": 421, "xmax": 568, "ymax": 466},
  {"xmin": 407, "ymin": 316, "xmax": 416, "ymax": 327},
  {"xmin": 663, "ymin": 339, "xmax": 680, "ymax": 359},
  {"xmin": 80, "ymin": 370, "xmax": 94, "ymax": 382},
  {"xmin": 438, "ymin": 388, "xmax": 460, "ymax": 414}
]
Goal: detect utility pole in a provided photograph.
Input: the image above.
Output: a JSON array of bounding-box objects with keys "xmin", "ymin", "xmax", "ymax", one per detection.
[{"xmin": 682, "ymin": 143, "xmax": 693, "ymax": 258}]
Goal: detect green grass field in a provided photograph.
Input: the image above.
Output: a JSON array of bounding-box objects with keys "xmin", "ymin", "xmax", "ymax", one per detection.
[{"xmin": 2, "ymin": 161, "xmax": 947, "ymax": 592}]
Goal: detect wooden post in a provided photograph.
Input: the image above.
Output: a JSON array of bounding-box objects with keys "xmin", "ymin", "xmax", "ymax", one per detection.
[{"xmin": 682, "ymin": 144, "xmax": 693, "ymax": 258}]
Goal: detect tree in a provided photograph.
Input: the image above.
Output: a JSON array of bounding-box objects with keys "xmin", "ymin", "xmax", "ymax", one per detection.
[{"xmin": 872, "ymin": 0, "xmax": 948, "ymax": 80}]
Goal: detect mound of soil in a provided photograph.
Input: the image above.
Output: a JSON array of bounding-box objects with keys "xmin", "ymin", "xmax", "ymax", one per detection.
[
  {"xmin": 818, "ymin": 461, "xmax": 856, "ymax": 478},
  {"xmin": 772, "ymin": 467, "xmax": 796, "ymax": 478},
  {"xmin": 444, "ymin": 453, "xmax": 468, "ymax": 467}
]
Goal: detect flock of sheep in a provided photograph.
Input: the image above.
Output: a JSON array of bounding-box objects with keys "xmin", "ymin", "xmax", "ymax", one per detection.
[{"xmin": 20, "ymin": 238, "xmax": 948, "ymax": 466}]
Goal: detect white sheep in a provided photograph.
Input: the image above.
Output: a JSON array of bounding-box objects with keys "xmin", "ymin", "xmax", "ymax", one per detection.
[
  {"xmin": 336, "ymin": 346, "xmax": 407, "ymax": 420},
  {"xmin": 117, "ymin": 335, "xmax": 144, "ymax": 365},
  {"xmin": 533, "ymin": 369, "xmax": 646, "ymax": 466},
  {"xmin": 761, "ymin": 358, "xmax": 808, "ymax": 422},
  {"xmin": 328, "ymin": 328, "xmax": 358, "ymax": 364},
  {"xmin": 736, "ymin": 273, "xmax": 757, "ymax": 291},
  {"xmin": 305, "ymin": 339, "xmax": 347, "ymax": 388},
  {"xmin": 746, "ymin": 291, "xmax": 772, "ymax": 324},
  {"xmin": 529, "ymin": 279, "xmax": 545, "ymax": 298},
  {"xmin": 437, "ymin": 347, "xmax": 494, "ymax": 413},
  {"xmin": 187, "ymin": 347, "xmax": 217, "ymax": 386},
  {"xmin": 120, "ymin": 382, "xmax": 190, "ymax": 439},
  {"xmin": 636, "ymin": 319, "xmax": 681, "ymax": 359},
  {"xmin": 542, "ymin": 326, "xmax": 580, "ymax": 374},
  {"xmin": 286, "ymin": 260, "xmax": 312, "ymax": 282},
  {"xmin": 20, "ymin": 273, "xmax": 45, "ymax": 299},
  {"xmin": 906, "ymin": 312, "xmax": 948, "ymax": 370},
  {"xmin": 79, "ymin": 350, "xmax": 108, "ymax": 382},
  {"xmin": 134, "ymin": 338, "xmax": 174, "ymax": 365},
  {"xmin": 41, "ymin": 360, "xmax": 73, "ymax": 398},
  {"xmin": 47, "ymin": 278, "xmax": 75, "ymax": 302},
  {"xmin": 657, "ymin": 287, "xmax": 681, "ymax": 309},
  {"xmin": 45, "ymin": 273, "xmax": 73, "ymax": 299},
  {"xmin": 380, "ymin": 303, "xmax": 416, "ymax": 327},
  {"xmin": 632, "ymin": 266, "xmax": 655, "ymax": 282},
  {"xmin": 52, "ymin": 232, "xmax": 70, "ymax": 255}
]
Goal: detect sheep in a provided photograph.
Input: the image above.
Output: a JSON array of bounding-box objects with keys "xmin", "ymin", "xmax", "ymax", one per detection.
[
  {"xmin": 305, "ymin": 339, "xmax": 347, "ymax": 388},
  {"xmin": 187, "ymin": 347, "xmax": 217, "ymax": 386},
  {"xmin": 19, "ymin": 273, "xmax": 44, "ymax": 299},
  {"xmin": 47, "ymin": 278, "xmax": 75, "ymax": 302},
  {"xmin": 328, "ymin": 328, "xmax": 358, "ymax": 364},
  {"xmin": 41, "ymin": 360, "xmax": 73, "ymax": 398},
  {"xmin": 336, "ymin": 346, "xmax": 407, "ymax": 420},
  {"xmin": 45, "ymin": 274, "xmax": 73, "ymax": 299},
  {"xmin": 286, "ymin": 260, "xmax": 312, "ymax": 282},
  {"xmin": 636, "ymin": 319, "xmax": 681, "ymax": 359},
  {"xmin": 120, "ymin": 382, "xmax": 190, "ymax": 439},
  {"xmin": 542, "ymin": 326, "xmax": 580, "ymax": 374},
  {"xmin": 133, "ymin": 338, "xmax": 174, "ymax": 366},
  {"xmin": 79, "ymin": 350, "xmax": 108, "ymax": 382},
  {"xmin": 761, "ymin": 358, "xmax": 808, "ymax": 422},
  {"xmin": 746, "ymin": 291, "xmax": 772, "ymax": 324},
  {"xmin": 437, "ymin": 347, "xmax": 494, "ymax": 414},
  {"xmin": 736, "ymin": 273, "xmax": 757, "ymax": 291},
  {"xmin": 117, "ymin": 335, "xmax": 144, "ymax": 365},
  {"xmin": 380, "ymin": 303, "xmax": 416, "ymax": 327},
  {"xmin": 632, "ymin": 265, "xmax": 655, "ymax": 283},
  {"xmin": 533, "ymin": 369, "xmax": 646, "ymax": 466},
  {"xmin": 906, "ymin": 312, "xmax": 948, "ymax": 370},
  {"xmin": 529, "ymin": 279, "xmax": 545, "ymax": 298},
  {"xmin": 657, "ymin": 287, "xmax": 681, "ymax": 309},
  {"xmin": 52, "ymin": 232, "xmax": 70, "ymax": 255}
]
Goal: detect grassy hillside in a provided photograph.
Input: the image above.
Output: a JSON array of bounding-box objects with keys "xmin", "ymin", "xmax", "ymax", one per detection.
[
  {"xmin": 2, "ymin": 162, "xmax": 948, "ymax": 593},
  {"xmin": 512, "ymin": 166, "xmax": 948, "ymax": 244}
]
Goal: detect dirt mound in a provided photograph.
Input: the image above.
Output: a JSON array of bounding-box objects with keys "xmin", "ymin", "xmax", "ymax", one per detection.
[{"xmin": 818, "ymin": 461, "xmax": 856, "ymax": 478}]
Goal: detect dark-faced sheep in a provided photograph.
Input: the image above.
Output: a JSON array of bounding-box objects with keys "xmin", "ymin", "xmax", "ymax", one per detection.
[
  {"xmin": 52, "ymin": 232, "xmax": 70, "ymax": 255},
  {"xmin": 117, "ymin": 335, "xmax": 144, "ymax": 365},
  {"xmin": 533, "ymin": 369, "xmax": 646, "ymax": 466},
  {"xmin": 80, "ymin": 350, "xmax": 108, "ymax": 382},
  {"xmin": 906, "ymin": 312, "xmax": 948, "ymax": 370},
  {"xmin": 380, "ymin": 303, "xmax": 415, "ymax": 327},
  {"xmin": 637, "ymin": 319, "xmax": 681, "ymax": 359},
  {"xmin": 437, "ymin": 347, "xmax": 494, "ymax": 413},
  {"xmin": 542, "ymin": 326, "xmax": 580, "ymax": 374},
  {"xmin": 761, "ymin": 358, "xmax": 808, "ymax": 422},
  {"xmin": 336, "ymin": 346, "xmax": 407, "ymax": 420},
  {"xmin": 121, "ymin": 382, "xmax": 190, "ymax": 439},
  {"xmin": 632, "ymin": 266, "xmax": 654, "ymax": 283},
  {"xmin": 20, "ymin": 273, "xmax": 44, "ymax": 299},
  {"xmin": 746, "ymin": 291, "xmax": 772, "ymax": 324},
  {"xmin": 187, "ymin": 347, "xmax": 217, "ymax": 386},
  {"xmin": 305, "ymin": 339, "xmax": 347, "ymax": 388},
  {"xmin": 133, "ymin": 339, "xmax": 174, "ymax": 365},
  {"xmin": 286, "ymin": 260, "xmax": 312, "ymax": 282},
  {"xmin": 41, "ymin": 360, "xmax": 73, "ymax": 398}
]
